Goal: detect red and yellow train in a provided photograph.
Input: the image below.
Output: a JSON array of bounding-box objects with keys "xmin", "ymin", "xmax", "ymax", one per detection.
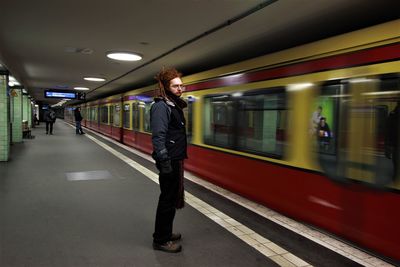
[{"xmin": 65, "ymin": 19, "xmax": 400, "ymax": 261}]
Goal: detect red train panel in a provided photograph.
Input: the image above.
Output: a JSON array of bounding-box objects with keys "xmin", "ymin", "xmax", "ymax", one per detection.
[{"xmin": 184, "ymin": 145, "xmax": 400, "ymax": 260}]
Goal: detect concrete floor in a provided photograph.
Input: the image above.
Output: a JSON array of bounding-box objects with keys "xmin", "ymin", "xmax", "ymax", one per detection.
[{"xmin": 0, "ymin": 122, "xmax": 278, "ymax": 267}]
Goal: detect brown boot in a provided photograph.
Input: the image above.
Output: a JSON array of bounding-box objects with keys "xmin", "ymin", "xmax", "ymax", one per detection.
[{"xmin": 153, "ymin": 241, "xmax": 182, "ymax": 253}]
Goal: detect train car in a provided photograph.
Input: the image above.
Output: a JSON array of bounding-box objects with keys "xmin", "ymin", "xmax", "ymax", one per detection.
[{"xmin": 66, "ymin": 19, "xmax": 400, "ymax": 261}]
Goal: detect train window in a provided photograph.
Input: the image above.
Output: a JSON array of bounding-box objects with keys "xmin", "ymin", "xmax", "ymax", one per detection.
[
  {"xmin": 100, "ymin": 106, "xmax": 108, "ymax": 124},
  {"xmin": 85, "ymin": 107, "xmax": 89, "ymax": 121},
  {"xmin": 113, "ymin": 104, "xmax": 121, "ymax": 127},
  {"xmin": 204, "ymin": 88, "xmax": 286, "ymax": 158},
  {"xmin": 123, "ymin": 104, "xmax": 131, "ymax": 128},
  {"xmin": 204, "ymin": 95, "xmax": 235, "ymax": 148},
  {"xmin": 315, "ymin": 82, "xmax": 344, "ymax": 182},
  {"xmin": 91, "ymin": 107, "xmax": 97, "ymax": 122},
  {"xmin": 109, "ymin": 105, "xmax": 114, "ymax": 124},
  {"xmin": 143, "ymin": 101, "xmax": 152, "ymax": 133},
  {"xmin": 318, "ymin": 76, "xmax": 400, "ymax": 188},
  {"xmin": 81, "ymin": 107, "xmax": 86, "ymax": 121},
  {"xmin": 237, "ymin": 91, "xmax": 287, "ymax": 157},
  {"xmin": 132, "ymin": 102, "xmax": 140, "ymax": 130},
  {"xmin": 313, "ymin": 84, "xmax": 340, "ymax": 156}
]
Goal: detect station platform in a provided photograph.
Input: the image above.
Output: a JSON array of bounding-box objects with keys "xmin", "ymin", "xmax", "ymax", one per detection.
[{"xmin": 0, "ymin": 121, "xmax": 396, "ymax": 267}]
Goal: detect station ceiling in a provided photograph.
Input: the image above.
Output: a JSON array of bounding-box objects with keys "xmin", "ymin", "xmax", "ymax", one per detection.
[{"xmin": 0, "ymin": 0, "xmax": 399, "ymax": 105}]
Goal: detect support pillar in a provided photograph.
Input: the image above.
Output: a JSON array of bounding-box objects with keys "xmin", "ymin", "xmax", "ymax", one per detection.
[{"xmin": 0, "ymin": 73, "xmax": 10, "ymax": 161}]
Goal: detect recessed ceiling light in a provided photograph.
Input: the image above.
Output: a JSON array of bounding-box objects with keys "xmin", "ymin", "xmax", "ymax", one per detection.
[
  {"xmin": 84, "ymin": 77, "xmax": 106, "ymax": 82},
  {"xmin": 106, "ymin": 51, "xmax": 142, "ymax": 61},
  {"xmin": 74, "ymin": 87, "xmax": 89, "ymax": 90}
]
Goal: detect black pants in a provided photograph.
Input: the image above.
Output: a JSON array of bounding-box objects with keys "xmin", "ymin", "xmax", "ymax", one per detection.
[
  {"xmin": 153, "ymin": 160, "xmax": 182, "ymax": 244},
  {"xmin": 76, "ymin": 121, "xmax": 84, "ymax": 134},
  {"xmin": 46, "ymin": 122, "xmax": 53, "ymax": 134}
]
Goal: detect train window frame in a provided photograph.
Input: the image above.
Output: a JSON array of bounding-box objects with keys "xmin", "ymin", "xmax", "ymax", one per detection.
[{"xmin": 203, "ymin": 87, "xmax": 287, "ymax": 159}]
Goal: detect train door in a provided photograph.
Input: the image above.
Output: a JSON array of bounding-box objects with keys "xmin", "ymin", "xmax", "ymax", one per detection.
[
  {"xmin": 317, "ymin": 75, "xmax": 400, "ymax": 189},
  {"xmin": 117, "ymin": 100, "xmax": 123, "ymax": 142},
  {"xmin": 122, "ymin": 102, "xmax": 131, "ymax": 145}
]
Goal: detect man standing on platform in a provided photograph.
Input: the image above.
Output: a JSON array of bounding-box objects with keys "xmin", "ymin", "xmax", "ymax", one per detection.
[
  {"xmin": 74, "ymin": 107, "xmax": 85, "ymax": 135},
  {"xmin": 44, "ymin": 107, "xmax": 56, "ymax": 135},
  {"xmin": 150, "ymin": 67, "xmax": 187, "ymax": 253}
]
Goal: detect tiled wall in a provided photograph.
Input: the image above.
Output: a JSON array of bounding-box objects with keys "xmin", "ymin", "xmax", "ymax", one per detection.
[
  {"xmin": 22, "ymin": 94, "xmax": 29, "ymax": 122},
  {"xmin": 12, "ymin": 88, "xmax": 22, "ymax": 143},
  {"xmin": 0, "ymin": 75, "xmax": 10, "ymax": 161}
]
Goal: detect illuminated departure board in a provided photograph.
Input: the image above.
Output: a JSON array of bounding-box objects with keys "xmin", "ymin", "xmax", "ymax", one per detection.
[{"xmin": 44, "ymin": 91, "xmax": 77, "ymax": 99}]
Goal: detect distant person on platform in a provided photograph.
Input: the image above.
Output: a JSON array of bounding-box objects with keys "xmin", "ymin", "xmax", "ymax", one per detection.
[
  {"xmin": 44, "ymin": 107, "xmax": 56, "ymax": 135},
  {"xmin": 74, "ymin": 107, "xmax": 85, "ymax": 135},
  {"xmin": 34, "ymin": 113, "xmax": 39, "ymax": 125},
  {"xmin": 151, "ymin": 67, "xmax": 187, "ymax": 253}
]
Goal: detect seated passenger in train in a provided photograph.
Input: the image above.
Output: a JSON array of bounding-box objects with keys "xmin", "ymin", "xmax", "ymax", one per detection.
[{"xmin": 317, "ymin": 117, "xmax": 331, "ymax": 151}]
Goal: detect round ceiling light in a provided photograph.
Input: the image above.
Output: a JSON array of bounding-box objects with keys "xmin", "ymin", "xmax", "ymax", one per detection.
[
  {"xmin": 106, "ymin": 51, "xmax": 142, "ymax": 61},
  {"xmin": 84, "ymin": 77, "xmax": 106, "ymax": 82},
  {"xmin": 74, "ymin": 87, "xmax": 89, "ymax": 91}
]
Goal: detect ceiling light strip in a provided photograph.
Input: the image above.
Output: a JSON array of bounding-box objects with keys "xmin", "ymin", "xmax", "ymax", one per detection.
[{"xmin": 84, "ymin": 77, "xmax": 106, "ymax": 82}]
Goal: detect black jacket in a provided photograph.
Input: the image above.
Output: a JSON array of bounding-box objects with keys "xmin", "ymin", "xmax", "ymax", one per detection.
[
  {"xmin": 44, "ymin": 110, "xmax": 56, "ymax": 123},
  {"xmin": 151, "ymin": 98, "xmax": 187, "ymax": 161},
  {"xmin": 74, "ymin": 109, "xmax": 83, "ymax": 121}
]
